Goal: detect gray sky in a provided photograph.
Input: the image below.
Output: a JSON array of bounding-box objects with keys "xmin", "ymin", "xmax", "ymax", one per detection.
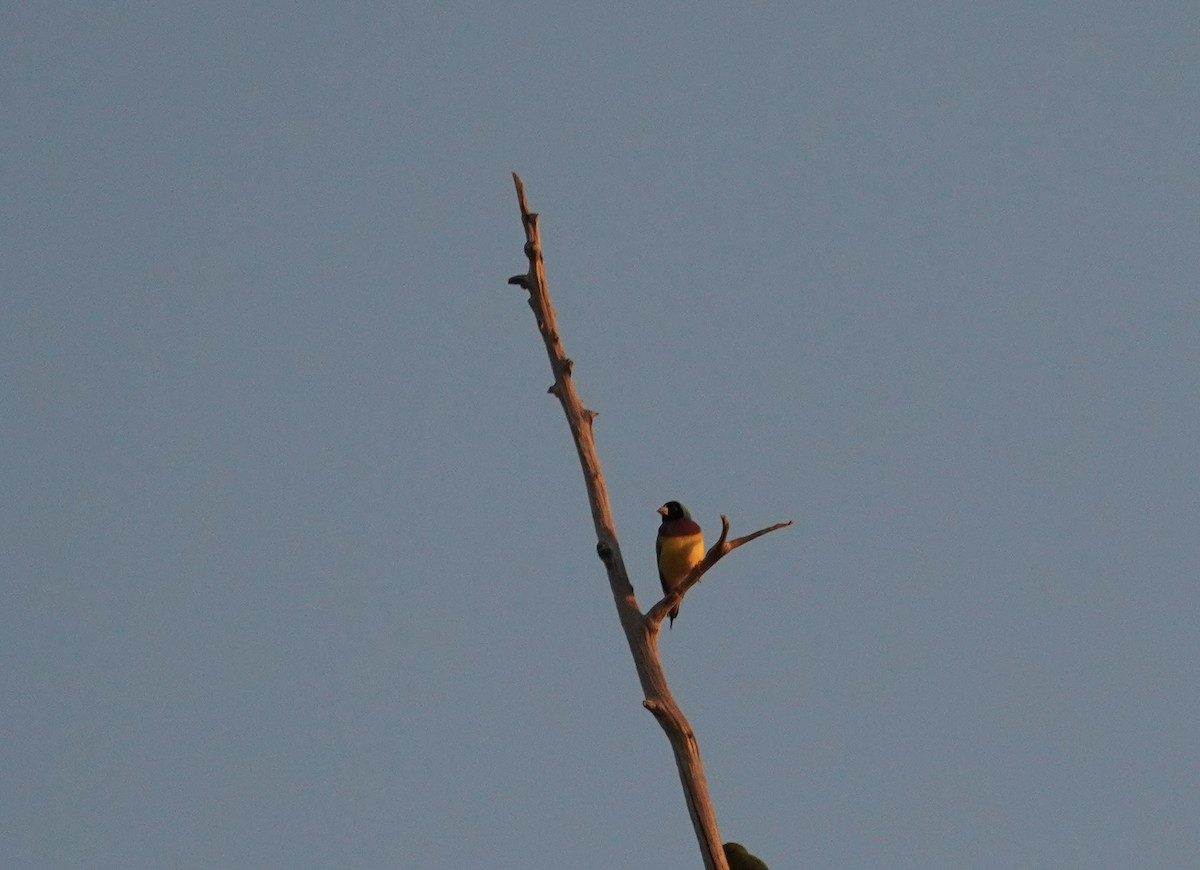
[{"xmin": 4, "ymin": 3, "xmax": 1198, "ymax": 868}]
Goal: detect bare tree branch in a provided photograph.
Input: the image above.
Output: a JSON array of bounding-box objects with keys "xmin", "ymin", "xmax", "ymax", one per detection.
[
  {"xmin": 647, "ymin": 517, "xmax": 795, "ymax": 628},
  {"xmin": 508, "ymin": 173, "xmax": 791, "ymax": 870}
]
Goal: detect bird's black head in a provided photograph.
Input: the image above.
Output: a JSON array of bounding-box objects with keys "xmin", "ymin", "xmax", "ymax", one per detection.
[{"xmin": 658, "ymin": 501, "xmax": 690, "ymax": 521}]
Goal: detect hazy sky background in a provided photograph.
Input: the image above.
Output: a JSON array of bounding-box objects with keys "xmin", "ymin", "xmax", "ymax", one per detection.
[{"xmin": 4, "ymin": 3, "xmax": 1198, "ymax": 868}]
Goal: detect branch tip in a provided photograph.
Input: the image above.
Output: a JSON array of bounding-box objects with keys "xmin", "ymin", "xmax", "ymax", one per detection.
[
  {"xmin": 507, "ymin": 274, "xmax": 530, "ymax": 288},
  {"xmin": 512, "ymin": 173, "xmax": 530, "ymax": 215}
]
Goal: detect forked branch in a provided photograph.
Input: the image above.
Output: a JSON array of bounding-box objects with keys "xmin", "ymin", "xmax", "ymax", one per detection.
[{"xmin": 648, "ymin": 516, "xmax": 794, "ymax": 629}]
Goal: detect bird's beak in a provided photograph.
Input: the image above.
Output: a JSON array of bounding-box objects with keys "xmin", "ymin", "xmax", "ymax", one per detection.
[{"xmin": 657, "ymin": 505, "xmax": 668, "ymax": 516}]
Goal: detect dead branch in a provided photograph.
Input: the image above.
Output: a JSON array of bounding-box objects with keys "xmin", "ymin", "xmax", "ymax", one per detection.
[
  {"xmin": 647, "ymin": 516, "xmax": 794, "ymax": 629},
  {"xmin": 507, "ymin": 173, "xmax": 790, "ymax": 870}
]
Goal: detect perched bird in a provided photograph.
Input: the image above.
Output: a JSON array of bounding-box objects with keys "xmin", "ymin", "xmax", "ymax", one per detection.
[
  {"xmin": 656, "ymin": 500, "xmax": 705, "ymax": 628},
  {"xmin": 723, "ymin": 842, "xmax": 770, "ymax": 870}
]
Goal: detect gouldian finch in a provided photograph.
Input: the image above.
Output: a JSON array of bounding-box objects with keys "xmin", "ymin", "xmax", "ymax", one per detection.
[
  {"xmin": 656, "ymin": 501, "xmax": 704, "ymax": 627},
  {"xmin": 723, "ymin": 842, "xmax": 770, "ymax": 870}
]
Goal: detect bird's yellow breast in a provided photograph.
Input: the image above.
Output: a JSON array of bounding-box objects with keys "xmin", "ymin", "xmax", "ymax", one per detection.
[{"xmin": 658, "ymin": 531, "xmax": 705, "ymax": 586}]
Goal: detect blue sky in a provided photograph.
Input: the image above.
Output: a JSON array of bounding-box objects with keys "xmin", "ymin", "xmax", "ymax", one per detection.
[{"xmin": 4, "ymin": 3, "xmax": 1198, "ymax": 868}]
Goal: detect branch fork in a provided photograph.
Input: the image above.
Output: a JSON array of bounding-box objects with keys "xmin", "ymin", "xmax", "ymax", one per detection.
[{"xmin": 648, "ymin": 515, "xmax": 795, "ymax": 630}]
